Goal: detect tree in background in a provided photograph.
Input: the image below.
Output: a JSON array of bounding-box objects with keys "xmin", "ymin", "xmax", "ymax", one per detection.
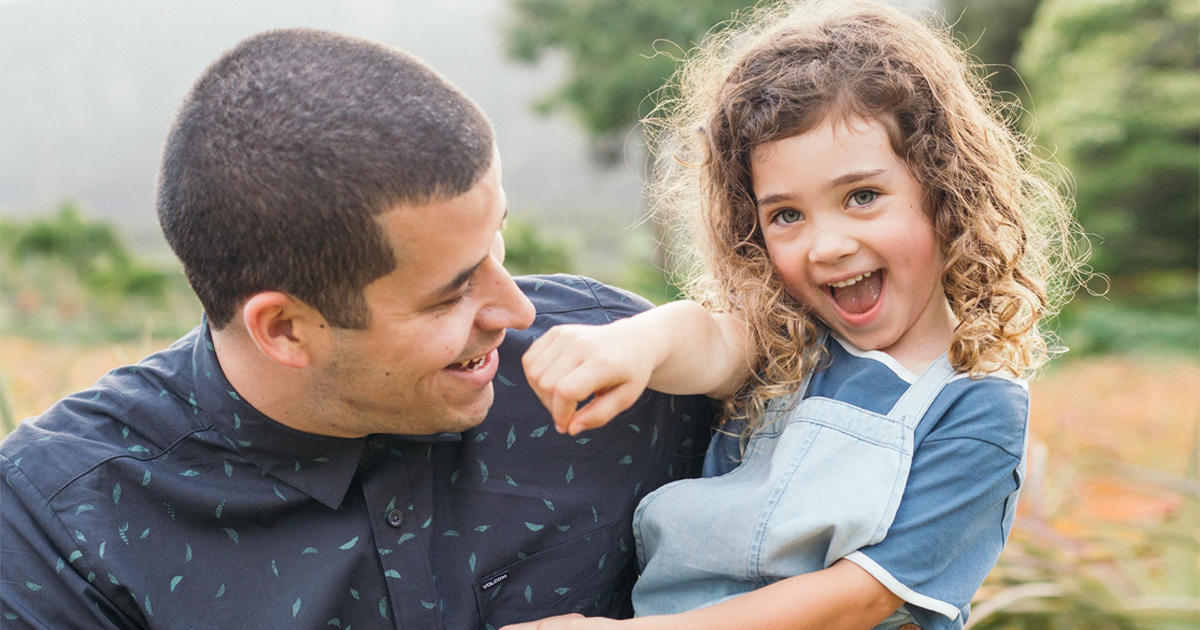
[
  {"xmin": 942, "ymin": 0, "xmax": 1043, "ymax": 102},
  {"xmin": 1018, "ymin": 0, "xmax": 1199, "ymax": 281},
  {"xmin": 506, "ymin": 0, "xmax": 768, "ymax": 160},
  {"xmin": 506, "ymin": 0, "xmax": 1197, "ymax": 338}
]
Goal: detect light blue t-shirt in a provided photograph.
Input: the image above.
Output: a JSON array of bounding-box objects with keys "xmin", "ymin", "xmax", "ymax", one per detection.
[{"xmin": 705, "ymin": 337, "xmax": 1028, "ymax": 628}]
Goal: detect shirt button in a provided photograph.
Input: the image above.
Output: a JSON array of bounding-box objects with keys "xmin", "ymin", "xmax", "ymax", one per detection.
[{"xmin": 386, "ymin": 509, "xmax": 404, "ymax": 528}]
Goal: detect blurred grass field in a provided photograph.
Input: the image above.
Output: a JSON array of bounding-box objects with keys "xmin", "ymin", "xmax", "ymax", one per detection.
[
  {"xmin": 2, "ymin": 334, "xmax": 1196, "ymax": 628},
  {"xmin": 1, "ymin": 206, "xmax": 1197, "ymax": 629}
]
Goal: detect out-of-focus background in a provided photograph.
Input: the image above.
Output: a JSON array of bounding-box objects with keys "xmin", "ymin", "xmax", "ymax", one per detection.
[{"xmin": 0, "ymin": 0, "xmax": 1196, "ymax": 626}]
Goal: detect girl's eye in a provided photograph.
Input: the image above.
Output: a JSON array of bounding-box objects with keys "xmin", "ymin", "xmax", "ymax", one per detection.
[
  {"xmin": 848, "ymin": 190, "xmax": 878, "ymax": 207},
  {"xmin": 774, "ymin": 208, "xmax": 803, "ymax": 224}
]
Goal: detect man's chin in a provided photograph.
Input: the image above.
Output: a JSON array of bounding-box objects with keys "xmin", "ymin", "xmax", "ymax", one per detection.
[{"xmin": 436, "ymin": 383, "xmax": 495, "ymax": 434}]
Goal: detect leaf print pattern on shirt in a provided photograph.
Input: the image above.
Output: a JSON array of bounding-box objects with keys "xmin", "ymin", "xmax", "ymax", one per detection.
[{"xmin": 1, "ymin": 286, "xmax": 717, "ymax": 629}]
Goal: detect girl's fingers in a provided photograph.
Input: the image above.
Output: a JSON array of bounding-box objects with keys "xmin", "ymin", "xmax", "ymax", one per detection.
[
  {"xmin": 566, "ymin": 382, "xmax": 644, "ymax": 435},
  {"xmin": 546, "ymin": 361, "xmax": 619, "ymax": 431},
  {"xmin": 521, "ymin": 323, "xmax": 647, "ymax": 434},
  {"xmin": 522, "ymin": 326, "xmax": 567, "ymax": 382}
]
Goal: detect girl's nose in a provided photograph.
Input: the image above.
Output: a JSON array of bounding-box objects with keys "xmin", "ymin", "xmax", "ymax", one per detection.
[{"xmin": 807, "ymin": 226, "xmax": 860, "ymax": 264}]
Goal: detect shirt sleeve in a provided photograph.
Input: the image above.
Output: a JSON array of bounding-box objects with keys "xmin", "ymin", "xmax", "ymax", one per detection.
[
  {"xmin": 2, "ymin": 455, "xmax": 138, "ymax": 629},
  {"xmin": 844, "ymin": 377, "xmax": 1028, "ymax": 629}
]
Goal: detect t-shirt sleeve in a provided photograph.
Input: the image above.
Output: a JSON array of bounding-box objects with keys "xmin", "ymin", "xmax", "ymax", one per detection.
[
  {"xmin": 843, "ymin": 377, "xmax": 1028, "ymax": 628},
  {"xmin": 2, "ymin": 454, "xmax": 138, "ymax": 628}
]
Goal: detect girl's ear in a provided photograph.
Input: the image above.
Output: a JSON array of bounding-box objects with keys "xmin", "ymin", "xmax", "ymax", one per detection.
[{"xmin": 240, "ymin": 292, "xmax": 329, "ymax": 369}]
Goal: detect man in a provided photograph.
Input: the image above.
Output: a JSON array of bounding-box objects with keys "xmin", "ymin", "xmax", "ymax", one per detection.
[{"xmin": 0, "ymin": 30, "xmax": 711, "ymax": 629}]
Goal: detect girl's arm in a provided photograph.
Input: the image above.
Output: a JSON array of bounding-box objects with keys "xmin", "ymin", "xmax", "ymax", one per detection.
[
  {"xmin": 522, "ymin": 300, "xmax": 749, "ymax": 435},
  {"xmin": 500, "ymin": 559, "xmax": 903, "ymax": 630}
]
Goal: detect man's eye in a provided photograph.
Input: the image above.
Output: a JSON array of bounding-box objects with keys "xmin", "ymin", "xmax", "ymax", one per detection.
[
  {"xmin": 439, "ymin": 291, "xmax": 468, "ymax": 309},
  {"xmin": 774, "ymin": 208, "xmax": 803, "ymax": 224},
  {"xmin": 848, "ymin": 190, "xmax": 878, "ymax": 207}
]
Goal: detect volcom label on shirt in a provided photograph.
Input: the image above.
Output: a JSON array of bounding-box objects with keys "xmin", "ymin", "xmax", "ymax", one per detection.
[{"xmin": 481, "ymin": 572, "xmax": 508, "ymax": 590}]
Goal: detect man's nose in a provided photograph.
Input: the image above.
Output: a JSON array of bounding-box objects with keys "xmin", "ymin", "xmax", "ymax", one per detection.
[{"xmin": 477, "ymin": 261, "xmax": 536, "ymax": 332}]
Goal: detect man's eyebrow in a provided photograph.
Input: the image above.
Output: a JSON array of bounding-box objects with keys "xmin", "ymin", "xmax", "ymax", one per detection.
[
  {"xmin": 434, "ymin": 258, "xmax": 485, "ymax": 299},
  {"xmin": 432, "ymin": 207, "xmax": 509, "ymax": 299},
  {"xmin": 755, "ymin": 169, "xmax": 887, "ymax": 210}
]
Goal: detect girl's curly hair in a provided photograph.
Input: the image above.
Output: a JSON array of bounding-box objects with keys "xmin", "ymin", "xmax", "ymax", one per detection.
[{"xmin": 646, "ymin": 0, "xmax": 1085, "ymax": 431}]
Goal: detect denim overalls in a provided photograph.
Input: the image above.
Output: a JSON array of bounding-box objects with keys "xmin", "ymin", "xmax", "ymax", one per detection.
[{"xmin": 631, "ymin": 334, "xmax": 958, "ymax": 629}]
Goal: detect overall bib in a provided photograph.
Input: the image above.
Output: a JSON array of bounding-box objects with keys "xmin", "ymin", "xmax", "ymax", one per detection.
[{"xmin": 632, "ymin": 335, "xmax": 958, "ymax": 629}]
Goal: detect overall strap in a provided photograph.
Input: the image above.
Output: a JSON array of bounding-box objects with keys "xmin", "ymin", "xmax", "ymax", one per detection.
[
  {"xmin": 766, "ymin": 328, "xmax": 826, "ymax": 420},
  {"xmin": 888, "ymin": 353, "xmax": 957, "ymax": 430},
  {"xmin": 796, "ymin": 328, "xmax": 828, "ymax": 399}
]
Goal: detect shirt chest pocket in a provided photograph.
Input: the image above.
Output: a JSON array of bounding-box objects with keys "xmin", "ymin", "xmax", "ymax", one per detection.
[{"xmin": 474, "ymin": 523, "xmax": 621, "ymax": 629}]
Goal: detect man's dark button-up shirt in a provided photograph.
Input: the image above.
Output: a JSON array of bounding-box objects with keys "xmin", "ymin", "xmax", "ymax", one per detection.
[{"xmin": 1, "ymin": 275, "xmax": 714, "ymax": 629}]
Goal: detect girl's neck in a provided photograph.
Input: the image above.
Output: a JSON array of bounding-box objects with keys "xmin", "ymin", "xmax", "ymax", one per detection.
[{"xmin": 874, "ymin": 291, "xmax": 957, "ymax": 375}]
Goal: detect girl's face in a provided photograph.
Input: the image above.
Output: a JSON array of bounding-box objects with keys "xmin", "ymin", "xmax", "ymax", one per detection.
[{"xmin": 751, "ymin": 117, "xmax": 956, "ymax": 362}]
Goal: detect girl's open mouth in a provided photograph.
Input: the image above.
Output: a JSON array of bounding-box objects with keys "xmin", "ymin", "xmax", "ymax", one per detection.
[{"xmin": 827, "ymin": 269, "xmax": 884, "ymax": 316}]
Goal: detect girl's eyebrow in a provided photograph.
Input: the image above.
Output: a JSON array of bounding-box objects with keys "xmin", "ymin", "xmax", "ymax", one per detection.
[
  {"xmin": 825, "ymin": 168, "xmax": 886, "ymax": 190},
  {"xmin": 755, "ymin": 169, "xmax": 887, "ymax": 210}
]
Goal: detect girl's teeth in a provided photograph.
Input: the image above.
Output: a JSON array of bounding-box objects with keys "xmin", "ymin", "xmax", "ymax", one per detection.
[{"xmin": 829, "ymin": 270, "xmax": 873, "ymax": 289}]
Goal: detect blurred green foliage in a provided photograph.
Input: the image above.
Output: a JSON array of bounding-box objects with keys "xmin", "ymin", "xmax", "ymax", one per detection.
[
  {"xmin": 0, "ymin": 203, "xmax": 200, "ymax": 342},
  {"xmin": 2, "ymin": 203, "xmax": 169, "ymax": 304},
  {"xmin": 506, "ymin": 0, "xmax": 773, "ymax": 156},
  {"xmin": 1019, "ymin": 0, "xmax": 1199, "ymax": 278},
  {"xmin": 502, "ymin": 218, "xmax": 576, "ymax": 277},
  {"xmin": 944, "ymin": 0, "xmax": 1043, "ymax": 102}
]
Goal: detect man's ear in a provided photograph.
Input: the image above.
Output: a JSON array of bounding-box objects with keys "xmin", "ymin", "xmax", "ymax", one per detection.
[{"xmin": 240, "ymin": 292, "xmax": 328, "ymax": 369}]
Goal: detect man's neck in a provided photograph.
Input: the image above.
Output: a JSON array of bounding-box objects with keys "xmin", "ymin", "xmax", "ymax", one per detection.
[{"xmin": 210, "ymin": 324, "xmax": 326, "ymax": 436}]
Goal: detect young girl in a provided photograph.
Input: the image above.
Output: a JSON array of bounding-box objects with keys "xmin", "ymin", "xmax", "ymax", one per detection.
[{"xmin": 511, "ymin": 2, "xmax": 1079, "ymax": 629}]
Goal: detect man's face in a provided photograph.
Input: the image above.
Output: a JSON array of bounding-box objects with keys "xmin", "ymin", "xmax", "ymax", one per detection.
[{"xmin": 313, "ymin": 157, "xmax": 536, "ymax": 437}]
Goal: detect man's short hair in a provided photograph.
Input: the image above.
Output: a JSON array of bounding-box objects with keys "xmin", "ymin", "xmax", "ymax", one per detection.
[{"xmin": 157, "ymin": 29, "xmax": 495, "ymax": 330}]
